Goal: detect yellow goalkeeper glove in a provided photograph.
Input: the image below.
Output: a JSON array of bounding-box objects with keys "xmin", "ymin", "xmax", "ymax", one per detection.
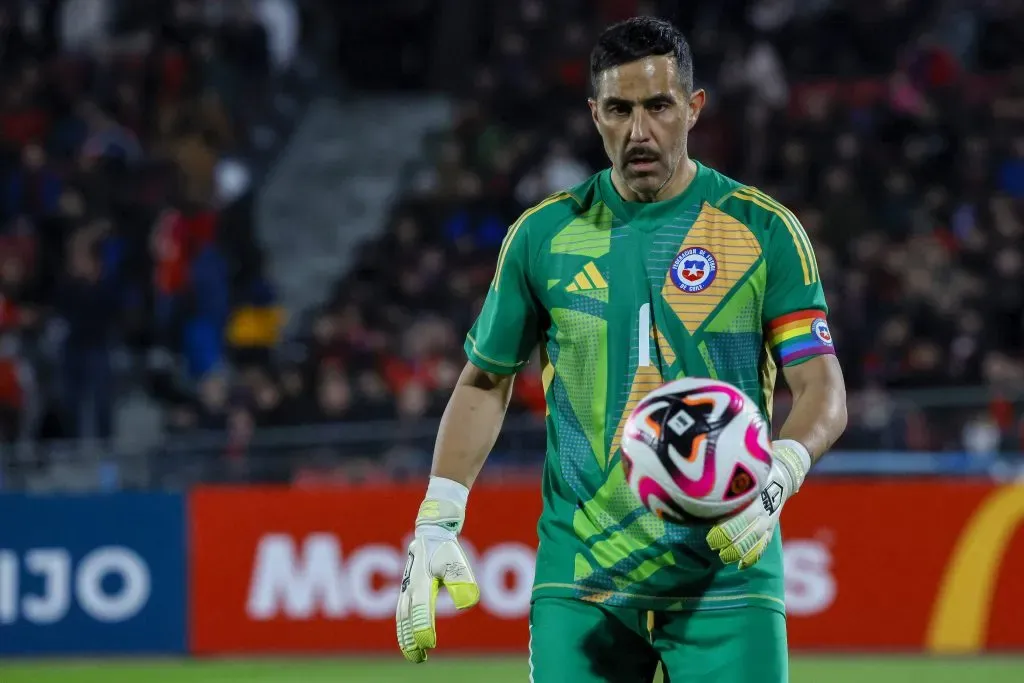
[
  {"xmin": 706, "ymin": 440, "xmax": 812, "ymax": 569},
  {"xmin": 396, "ymin": 477, "xmax": 480, "ymax": 663}
]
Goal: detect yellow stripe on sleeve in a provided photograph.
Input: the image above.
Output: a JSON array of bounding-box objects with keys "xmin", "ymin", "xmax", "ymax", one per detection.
[
  {"xmin": 713, "ymin": 186, "xmax": 748, "ymax": 208},
  {"xmin": 742, "ymin": 187, "xmax": 819, "ymax": 282},
  {"xmin": 465, "ymin": 332, "xmax": 522, "ymax": 369},
  {"xmin": 732, "ymin": 189, "xmax": 814, "ymax": 286},
  {"xmin": 493, "ymin": 192, "xmax": 569, "ymax": 291}
]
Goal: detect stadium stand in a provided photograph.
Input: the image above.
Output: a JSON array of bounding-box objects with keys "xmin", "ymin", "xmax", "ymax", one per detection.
[
  {"xmin": 0, "ymin": 0, "xmax": 304, "ymax": 457},
  {"xmin": 2, "ymin": 0, "xmax": 1023, "ymax": 487},
  {"xmin": 287, "ymin": 0, "xmax": 1024, "ymax": 464}
]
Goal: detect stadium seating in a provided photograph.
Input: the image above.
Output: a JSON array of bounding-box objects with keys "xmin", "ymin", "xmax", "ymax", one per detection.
[
  {"xmin": 286, "ymin": 1, "xmax": 1024, "ymax": 462},
  {"xmin": 0, "ymin": 1, "xmax": 287, "ymax": 451},
  {"xmin": 3, "ymin": 0, "xmax": 1023, "ymax": 487}
]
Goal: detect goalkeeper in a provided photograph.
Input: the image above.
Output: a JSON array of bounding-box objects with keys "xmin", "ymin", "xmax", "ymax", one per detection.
[{"xmin": 396, "ymin": 16, "xmax": 847, "ymax": 683}]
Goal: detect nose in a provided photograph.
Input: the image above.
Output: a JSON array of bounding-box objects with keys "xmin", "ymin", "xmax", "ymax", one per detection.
[{"xmin": 629, "ymin": 109, "xmax": 651, "ymax": 142}]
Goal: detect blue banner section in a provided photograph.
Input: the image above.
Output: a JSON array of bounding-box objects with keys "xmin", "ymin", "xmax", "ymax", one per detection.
[{"xmin": 0, "ymin": 493, "xmax": 187, "ymax": 655}]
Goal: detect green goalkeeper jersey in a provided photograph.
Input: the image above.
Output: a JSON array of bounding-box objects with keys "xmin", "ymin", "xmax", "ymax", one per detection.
[{"xmin": 464, "ymin": 162, "xmax": 835, "ymax": 614}]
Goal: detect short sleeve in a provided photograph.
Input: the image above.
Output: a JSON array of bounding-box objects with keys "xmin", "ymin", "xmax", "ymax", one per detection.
[
  {"xmin": 464, "ymin": 218, "xmax": 540, "ymax": 375},
  {"xmin": 762, "ymin": 208, "xmax": 836, "ymax": 367}
]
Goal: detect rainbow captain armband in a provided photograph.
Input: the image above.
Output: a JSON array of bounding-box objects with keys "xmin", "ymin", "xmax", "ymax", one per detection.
[{"xmin": 767, "ymin": 309, "xmax": 836, "ymax": 366}]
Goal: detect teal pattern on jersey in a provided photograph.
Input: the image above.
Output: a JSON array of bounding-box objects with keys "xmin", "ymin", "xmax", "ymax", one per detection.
[
  {"xmin": 704, "ymin": 332, "xmax": 763, "ymax": 398},
  {"xmin": 548, "ymin": 305, "xmax": 608, "ymax": 486}
]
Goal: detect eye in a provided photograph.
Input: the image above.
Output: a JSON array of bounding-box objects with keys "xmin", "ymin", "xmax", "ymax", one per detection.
[
  {"xmin": 648, "ymin": 102, "xmax": 669, "ymax": 113},
  {"xmin": 608, "ymin": 104, "xmax": 630, "ymax": 117}
]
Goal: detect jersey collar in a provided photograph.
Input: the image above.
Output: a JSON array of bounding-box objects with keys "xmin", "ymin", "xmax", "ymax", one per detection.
[{"xmin": 599, "ymin": 160, "xmax": 709, "ymax": 229}]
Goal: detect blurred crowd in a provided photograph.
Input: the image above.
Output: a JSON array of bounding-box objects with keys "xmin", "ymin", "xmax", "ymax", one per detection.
[
  {"xmin": 4, "ymin": 0, "xmax": 1024, "ymax": 477},
  {"xmin": 289, "ymin": 0, "xmax": 1024, "ymax": 458},
  {"xmin": 0, "ymin": 0, "xmax": 289, "ymax": 447}
]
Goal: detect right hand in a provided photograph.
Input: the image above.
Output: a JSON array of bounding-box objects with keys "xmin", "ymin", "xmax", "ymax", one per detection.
[{"xmin": 396, "ymin": 500, "xmax": 480, "ymax": 663}]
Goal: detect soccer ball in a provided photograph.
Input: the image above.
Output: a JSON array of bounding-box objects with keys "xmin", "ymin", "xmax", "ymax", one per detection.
[{"xmin": 620, "ymin": 377, "xmax": 773, "ymax": 525}]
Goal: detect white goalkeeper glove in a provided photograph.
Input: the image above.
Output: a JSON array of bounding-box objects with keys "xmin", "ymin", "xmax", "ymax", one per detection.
[
  {"xmin": 396, "ymin": 477, "xmax": 480, "ymax": 663},
  {"xmin": 706, "ymin": 440, "xmax": 812, "ymax": 570}
]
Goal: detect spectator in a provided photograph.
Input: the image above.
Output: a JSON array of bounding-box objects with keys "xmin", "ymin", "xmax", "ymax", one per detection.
[
  {"xmin": 514, "ymin": 140, "xmax": 590, "ymax": 205},
  {"xmin": 255, "ymin": 0, "xmax": 300, "ymax": 75},
  {"xmin": 0, "ymin": 334, "xmax": 28, "ymax": 443},
  {"xmin": 226, "ymin": 270, "xmax": 285, "ymax": 367},
  {"xmin": 57, "ymin": 224, "xmax": 119, "ymax": 440},
  {"xmin": 315, "ymin": 364, "xmax": 354, "ymax": 423},
  {"xmin": 4, "ymin": 143, "xmax": 62, "ymax": 220},
  {"xmin": 194, "ymin": 370, "xmax": 230, "ymax": 430},
  {"xmin": 182, "ymin": 234, "xmax": 229, "ymax": 379}
]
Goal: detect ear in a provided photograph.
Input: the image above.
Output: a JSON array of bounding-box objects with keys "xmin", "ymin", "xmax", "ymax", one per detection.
[
  {"xmin": 588, "ymin": 98, "xmax": 600, "ymax": 129},
  {"xmin": 687, "ymin": 89, "xmax": 706, "ymax": 131}
]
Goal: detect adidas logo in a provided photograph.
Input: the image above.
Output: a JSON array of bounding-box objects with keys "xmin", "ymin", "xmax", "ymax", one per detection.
[{"xmin": 566, "ymin": 262, "xmax": 607, "ymax": 293}]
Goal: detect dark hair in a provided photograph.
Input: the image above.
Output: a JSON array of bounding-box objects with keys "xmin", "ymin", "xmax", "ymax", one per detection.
[{"xmin": 590, "ymin": 17, "xmax": 693, "ymax": 95}]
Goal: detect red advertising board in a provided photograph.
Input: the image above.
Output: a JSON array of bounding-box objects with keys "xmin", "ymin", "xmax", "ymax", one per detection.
[
  {"xmin": 188, "ymin": 485, "xmax": 542, "ymax": 654},
  {"xmin": 188, "ymin": 482, "xmax": 1024, "ymax": 655}
]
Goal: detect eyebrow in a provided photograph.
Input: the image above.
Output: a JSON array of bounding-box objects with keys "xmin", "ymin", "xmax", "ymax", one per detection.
[{"xmin": 602, "ymin": 93, "xmax": 676, "ymax": 108}]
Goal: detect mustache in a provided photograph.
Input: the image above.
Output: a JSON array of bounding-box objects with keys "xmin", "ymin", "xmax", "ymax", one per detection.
[{"xmin": 625, "ymin": 147, "xmax": 659, "ymax": 162}]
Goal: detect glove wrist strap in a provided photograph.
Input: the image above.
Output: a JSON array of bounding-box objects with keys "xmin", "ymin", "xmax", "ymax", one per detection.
[
  {"xmin": 415, "ymin": 476, "xmax": 469, "ymax": 535},
  {"xmin": 772, "ymin": 439, "xmax": 812, "ymax": 494},
  {"xmin": 425, "ymin": 475, "xmax": 470, "ymax": 508}
]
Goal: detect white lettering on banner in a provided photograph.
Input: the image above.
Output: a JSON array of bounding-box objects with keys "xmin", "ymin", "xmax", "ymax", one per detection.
[
  {"xmin": 0, "ymin": 550, "xmax": 16, "ymax": 623},
  {"xmin": 76, "ymin": 547, "xmax": 151, "ymax": 622},
  {"xmin": 0, "ymin": 547, "xmax": 151, "ymax": 625},
  {"xmin": 22, "ymin": 549, "xmax": 70, "ymax": 624},
  {"xmin": 246, "ymin": 534, "xmax": 537, "ymax": 621},
  {"xmin": 783, "ymin": 540, "xmax": 836, "ymax": 616},
  {"xmin": 247, "ymin": 534, "xmax": 347, "ymax": 619},
  {"xmin": 478, "ymin": 543, "xmax": 534, "ymax": 618},
  {"xmin": 243, "ymin": 535, "xmax": 835, "ymax": 621},
  {"xmin": 345, "ymin": 544, "xmax": 404, "ymax": 619}
]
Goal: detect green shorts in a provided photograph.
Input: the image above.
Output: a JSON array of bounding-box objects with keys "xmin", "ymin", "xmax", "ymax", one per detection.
[{"xmin": 528, "ymin": 597, "xmax": 788, "ymax": 683}]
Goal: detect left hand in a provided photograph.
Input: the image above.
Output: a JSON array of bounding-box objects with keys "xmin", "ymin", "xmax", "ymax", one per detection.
[{"xmin": 706, "ymin": 440, "xmax": 811, "ymax": 569}]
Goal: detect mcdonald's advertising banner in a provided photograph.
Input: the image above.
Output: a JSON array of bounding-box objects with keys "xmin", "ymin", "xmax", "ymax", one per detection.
[{"xmin": 188, "ymin": 481, "xmax": 1024, "ymax": 655}]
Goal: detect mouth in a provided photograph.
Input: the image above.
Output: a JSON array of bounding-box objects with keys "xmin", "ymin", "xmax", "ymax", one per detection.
[{"xmin": 626, "ymin": 158, "xmax": 659, "ymax": 173}]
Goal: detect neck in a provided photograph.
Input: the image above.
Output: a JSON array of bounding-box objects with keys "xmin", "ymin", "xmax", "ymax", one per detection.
[{"xmin": 612, "ymin": 156, "xmax": 696, "ymax": 203}]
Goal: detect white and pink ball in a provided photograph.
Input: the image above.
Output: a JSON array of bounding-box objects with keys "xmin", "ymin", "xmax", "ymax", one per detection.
[{"xmin": 620, "ymin": 377, "xmax": 773, "ymax": 525}]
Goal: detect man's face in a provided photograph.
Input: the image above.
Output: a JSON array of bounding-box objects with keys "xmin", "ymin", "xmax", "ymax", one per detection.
[{"xmin": 589, "ymin": 55, "xmax": 704, "ymax": 198}]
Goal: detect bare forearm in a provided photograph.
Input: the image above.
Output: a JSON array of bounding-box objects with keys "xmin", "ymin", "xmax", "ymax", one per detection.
[
  {"xmin": 430, "ymin": 364, "xmax": 514, "ymax": 488},
  {"xmin": 779, "ymin": 382, "xmax": 847, "ymax": 463}
]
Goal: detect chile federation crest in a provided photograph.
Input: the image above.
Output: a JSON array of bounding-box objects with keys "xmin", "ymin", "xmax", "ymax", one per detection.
[
  {"xmin": 812, "ymin": 318, "xmax": 833, "ymax": 345},
  {"xmin": 670, "ymin": 247, "xmax": 718, "ymax": 293}
]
